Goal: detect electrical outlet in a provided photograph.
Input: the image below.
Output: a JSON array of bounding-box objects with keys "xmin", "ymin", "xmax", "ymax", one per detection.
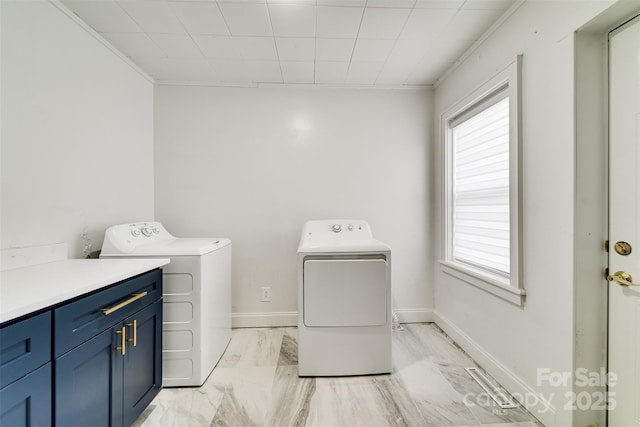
[{"xmin": 261, "ymin": 286, "xmax": 271, "ymax": 302}]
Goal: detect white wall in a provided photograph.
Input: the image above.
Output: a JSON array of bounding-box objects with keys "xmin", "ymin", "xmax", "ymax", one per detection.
[
  {"xmin": 154, "ymin": 85, "xmax": 433, "ymax": 326},
  {"xmin": 433, "ymin": 2, "xmax": 622, "ymax": 426},
  {"xmin": 1, "ymin": 0, "xmax": 154, "ymax": 258}
]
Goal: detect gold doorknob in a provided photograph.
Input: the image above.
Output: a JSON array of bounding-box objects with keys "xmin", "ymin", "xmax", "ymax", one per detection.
[{"xmin": 608, "ymin": 270, "xmax": 640, "ymax": 287}]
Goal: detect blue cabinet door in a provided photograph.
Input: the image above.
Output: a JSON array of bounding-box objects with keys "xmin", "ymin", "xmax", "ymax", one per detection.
[
  {"xmin": 0, "ymin": 362, "xmax": 51, "ymax": 427},
  {"xmin": 122, "ymin": 300, "xmax": 162, "ymax": 427},
  {"xmin": 55, "ymin": 327, "xmax": 124, "ymax": 427}
]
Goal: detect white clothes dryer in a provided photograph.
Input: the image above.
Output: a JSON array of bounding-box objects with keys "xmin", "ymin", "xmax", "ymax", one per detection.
[
  {"xmin": 297, "ymin": 220, "xmax": 391, "ymax": 376},
  {"xmin": 101, "ymin": 222, "xmax": 231, "ymax": 387}
]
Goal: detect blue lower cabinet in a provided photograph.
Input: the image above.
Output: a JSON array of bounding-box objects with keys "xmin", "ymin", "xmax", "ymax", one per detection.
[
  {"xmin": 55, "ymin": 295, "xmax": 162, "ymax": 427},
  {"xmin": 0, "ymin": 269, "xmax": 162, "ymax": 427},
  {"xmin": 0, "ymin": 362, "xmax": 52, "ymax": 427}
]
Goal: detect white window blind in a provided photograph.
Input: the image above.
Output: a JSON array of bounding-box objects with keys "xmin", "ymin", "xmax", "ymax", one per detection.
[{"xmin": 451, "ymin": 93, "xmax": 510, "ymax": 275}]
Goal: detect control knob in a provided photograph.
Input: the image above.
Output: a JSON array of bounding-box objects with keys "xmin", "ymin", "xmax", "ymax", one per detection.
[
  {"xmin": 141, "ymin": 226, "xmax": 153, "ymax": 237},
  {"xmin": 332, "ymin": 224, "xmax": 342, "ymax": 233}
]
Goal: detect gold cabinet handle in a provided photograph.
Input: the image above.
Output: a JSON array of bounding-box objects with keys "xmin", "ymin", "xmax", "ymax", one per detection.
[
  {"xmin": 127, "ymin": 320, "xmax": 137, "ymax": 347},
  {"xmin": 115, "ymin": 326, "xmax": 126, "ymax": 356},
  {"xmin": 101, "ymin": 292, "xmax": 148, "ymax": 316},
  {"xmin": 607, "ymin": 271, "xmax": 640, "ymax": 287}
]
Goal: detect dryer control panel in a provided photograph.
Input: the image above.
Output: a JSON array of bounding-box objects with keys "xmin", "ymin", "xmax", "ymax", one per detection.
[{"xmin": 301, "ymin": 220, "xmax": 373, "ymax": 238}]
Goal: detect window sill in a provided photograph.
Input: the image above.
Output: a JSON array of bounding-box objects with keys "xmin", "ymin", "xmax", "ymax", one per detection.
[{"xmin": 439, "ymin": 260, "xmax": 525, "ymax": 306}]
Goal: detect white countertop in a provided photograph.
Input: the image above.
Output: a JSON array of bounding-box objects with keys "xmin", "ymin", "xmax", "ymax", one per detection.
[{"xmin": 0, "ymin": 258, "xmax": 169, "ymax": 324}]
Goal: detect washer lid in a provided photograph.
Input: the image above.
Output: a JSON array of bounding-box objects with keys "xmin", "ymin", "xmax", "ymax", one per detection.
[
  {"xmin": 100, "ymin": 222, "xmax": 231, "ymax": 256},
  {"xmin": 102, "ymin": 237, "xmax": 230, "ymax": 256},
  {"xmin": 118, "ymin": 238, "xmax": 231, "ymax": 256}
]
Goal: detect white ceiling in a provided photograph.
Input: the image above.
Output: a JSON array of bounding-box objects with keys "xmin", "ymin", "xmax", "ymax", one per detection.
[{"xmin": 61, "ymin": 0, "xmax": 515, "ymax": 87}]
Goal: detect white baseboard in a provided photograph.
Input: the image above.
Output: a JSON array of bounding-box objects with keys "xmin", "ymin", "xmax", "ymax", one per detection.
[
  {"xmin": 232, "ymin": 311, "xmax": 297, "ymax": 328},
  {"xmin": 393, "ymin": 308, "xmax": 435, "ymax": 323},
  {"xmin": 433, "ymin": 310, "xmax": 554, "ymax": 427},
  {"xmin": 232, "ymin": 308, "xmax": 434, "ymax": 328}
]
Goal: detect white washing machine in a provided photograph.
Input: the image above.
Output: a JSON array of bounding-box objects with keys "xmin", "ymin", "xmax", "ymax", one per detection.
[
  {"xmin": 100, "ymin": 222, "xmax": 231, "ymax": 387},
  {"xmin": 297, "ymin": 219, "xmax": 391, "ymax": 377}
]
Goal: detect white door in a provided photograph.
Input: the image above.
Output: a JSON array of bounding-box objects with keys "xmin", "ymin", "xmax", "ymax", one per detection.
[{"xmin": 608, "ymin": 14, "xmax": 640, "ymax": 427}]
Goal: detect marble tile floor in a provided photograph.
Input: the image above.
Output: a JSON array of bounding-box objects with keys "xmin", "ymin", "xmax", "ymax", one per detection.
[{"xmin": 133, "ymin": 324, "xmax": 543, "ymax": 427}]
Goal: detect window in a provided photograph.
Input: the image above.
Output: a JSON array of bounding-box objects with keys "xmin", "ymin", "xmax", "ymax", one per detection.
[
  {"xmin": 452, "ymin": 89, "xmax": 510, "ymax": 275},
  {"xmin": 441, "ymin": 56, "xmax": 524, "ymax": 306}
]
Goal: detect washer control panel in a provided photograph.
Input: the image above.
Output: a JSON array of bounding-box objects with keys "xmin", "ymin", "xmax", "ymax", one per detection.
[
  {"xmin": 125, "ymin": 222, "xmax": 163, "ymax": 238},
  {"xmin": 102, "ymin": 221, "xmax": 176, "ymax": 254},
  {"xmin": 106, "ymin": 222, "xmax": 174, "ymax": 248}
]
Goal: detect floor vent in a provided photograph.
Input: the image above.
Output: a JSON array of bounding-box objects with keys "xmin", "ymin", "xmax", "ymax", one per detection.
[
  {"xmin": 465, "ymin": 367, "xmax": 518, "ymax": 409},
  {"xmin": 391, "ymin": 311, "xmax": 404, "ymax": 330}
]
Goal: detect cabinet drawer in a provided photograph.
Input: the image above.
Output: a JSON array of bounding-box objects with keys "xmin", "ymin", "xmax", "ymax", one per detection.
[
  {"xmin": 55, "ymin": 269, "xmax": 162, "ymax": 358},
  {"xmin": 0, "ymin": 312, "xmax": 51, "ymax": 389}
]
